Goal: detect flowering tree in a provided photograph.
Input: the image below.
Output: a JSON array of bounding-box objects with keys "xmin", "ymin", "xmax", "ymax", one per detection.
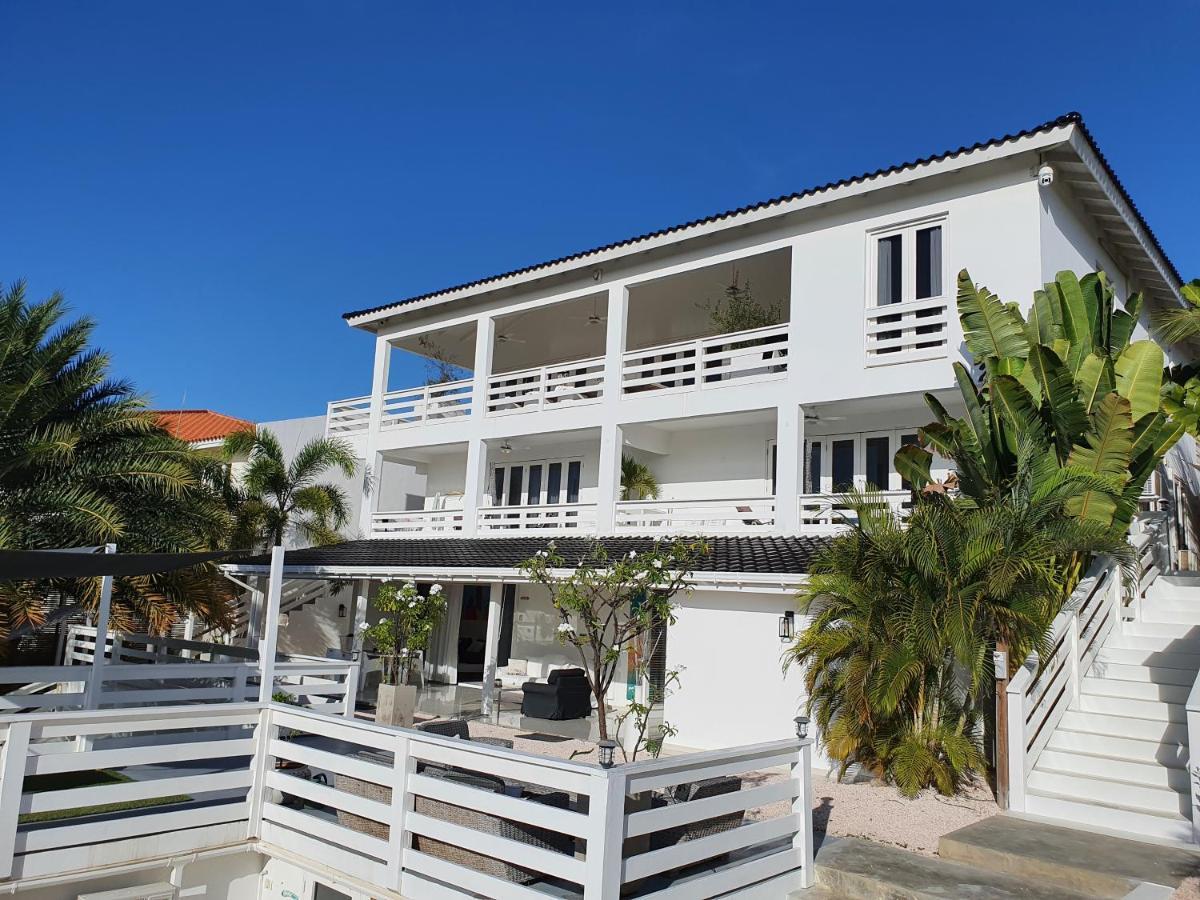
[
  {"xmin": 519, "ymin": 539, "xmax": 706, "ymax": 742},
  {"xmin": 361, "ymin": 580, "xmax": 447, "ymax": 685}
]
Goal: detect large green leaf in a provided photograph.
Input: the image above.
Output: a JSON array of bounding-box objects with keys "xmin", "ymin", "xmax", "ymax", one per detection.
[
  {"xmin": 952, "ymin": 363, "xmax": 996, "ymax": 473},
  {"xmin": 1108, "ymin": 290, "xmax": 1143, "ymax": 356},
  {"xmin": 957, "ymin": 271, "xmax": 1028, "ymax": 363},
  {"xmin": 893, "ymin": 444, "xmax": 932, "ymax": 491},
  {"xmin": 1052, "ymin": 271, "xmax": 1094, "ymax": 374},
  {"xmin": 1080, "ymin": 272, "xmax": 1110, "ymax": 354},
  {"xmin": 1065, "ymin": 393, "xmax": 1134, "ymax": 525},
  {"xmin": 1025, "ymin": 344, "xmax": 1087, "ymax": 460},
  {"xmin": 1114, "ymin": 340, "xmax": 1164, "ymax": 422},
  {"xmin": 1026, "ymin": 288, "xmax": 1064, "ymax": 347},
  {"xmin": 1074, "ymin": 352, "xmax": 1115, "ymax": 415},
  {"xmin": 989, "ymin": 375, "xmax": 1039, "ymax": 458}
]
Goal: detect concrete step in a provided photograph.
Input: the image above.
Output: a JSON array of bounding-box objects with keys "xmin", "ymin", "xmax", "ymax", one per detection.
[
  {"xmin": 1142, "ymin": 606, "xmax": 1200, "ymax": 626},
  {"xmin": 1124, "ymin": 620, "xmax": 1200, "ymax": 641},
  {"xmin": 1076, "ymin": 693, "xmax": 1185, "ymax": 723},
  {"xmin": 1107, "ymin": 631, "xmax": 1200, "ymax": 653},
  {"xmin": 1059, "ymin": 710, "xmax": 1188, "ymax": 744},
  {"xmin": 1080, "ymin": 676, "xmax": 1191, "ymax": 704},
  {"xmin": 1085, "ymin": 661, "xmax": 1197, "ymax": 686},
  {"xmin": 812, "ymin": 836, "xmax": 1093, "ymax": 900},
  {"xmin": 1024, "ymin": 791, "xmax": 1193, "ymax": 844},
  {"xmin": 1094, "ymin": 646, "xmax": 1200, "ymax": 671},
  {"xmin": 1025, "ymin": 769, "xmax": 1186, "ymax": 817},
  {"xmin": 938, "ymin": 815, "xmax": 1200, "ymax": 898},
  {"xmin": 1037, "ymin": 749, "xmax": 1188, "ymax": 791},
  {"xmin": 1047, "ymin": 729, "xmax": 1189, "ymax": 769}
]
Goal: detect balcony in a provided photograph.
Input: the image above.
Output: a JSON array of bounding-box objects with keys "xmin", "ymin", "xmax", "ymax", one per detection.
[
  {"xmin": 864, "ymin": 296, "xmax": 950, "ymax": 365},
  {"xmin": 477, "ymin": 502, "xmax": 598, "ymax": 533},
  {"xmin": 372, "ymin": 509, "xmax": 465, "ymax": 536},
  {"xmin": 621, "ymin": 324, "xmax": 788, "ymax": 397},
  {"xmin": 798, "ymin": 490, "xmax": 913, "ymax": 533},
  {"xmin": 327, "ymin": 379, "xmax": 473, "ymax": 437},
  {"xmin": 614, "ymin": 497, "xmax": 776, "ymax": 534},
  {"xmin": 486, "ymin": 356, "xmax": 604, "ymax": 415}
]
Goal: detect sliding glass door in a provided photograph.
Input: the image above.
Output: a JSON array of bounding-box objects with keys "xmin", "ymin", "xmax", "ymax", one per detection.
[{"xmin": 803, "ymin": 429, "xmax": 920, "ymax": 493}]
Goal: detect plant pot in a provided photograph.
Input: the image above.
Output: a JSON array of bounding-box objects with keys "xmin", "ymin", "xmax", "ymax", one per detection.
[{"xmin": 377, "ymin": 682, "xmax": 417, "ymax": 728}]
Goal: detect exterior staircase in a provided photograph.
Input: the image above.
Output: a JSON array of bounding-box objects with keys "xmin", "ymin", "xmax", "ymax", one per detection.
[{"xmin": 1023, "ymin": 572, "xmax": 1200, "ymax": 844}]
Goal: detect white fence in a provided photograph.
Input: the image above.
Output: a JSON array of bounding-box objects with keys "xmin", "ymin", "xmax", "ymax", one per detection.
[
  {"xmin": 622, "ymin": 324, "xmax": 789, "ymax": 397},
  {"xmin": 1006, "ymin": 556, "xmax": 1123, "ymax": 810},
  {"xmin": 487, "ymin": 357, "xmax": 605, "ymax": 416},
  {"xmin": 614, "ymin": 497, "xmax": 777, "ymax": 534},
  {"xmin": 0, "ymin": 702, "xmax": 815, "ymax": 897},
  {"xmin": 326, "ymin": 395, "xmax": 373, "ymax": 437},
  {"xmin": 372, "ymin": 509, "xmax": 466, "ymax": 536},
  {"xmin": 0, "ymin": 628, "xmax": 359, "ymax": 718},
  {"xmin": 798, "ymin": 490, "xmax": 912, "ymax": 533},
  {"xmin": 864, "ymin": 295, "xmax": 950, "ymax": 365},
  {"xmin": 326, "ymin": 379, "xmax": 473, "ymax": 437},
  {"xmin": 478, "ymin": 503, "xmax": 599, "ymax": 534}
]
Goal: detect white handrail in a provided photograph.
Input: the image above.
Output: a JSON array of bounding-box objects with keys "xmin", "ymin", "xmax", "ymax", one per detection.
[
  {"xmin": 864, "ymin": 295, "xmax": 950, "ymax": 365},
  {"xmin": 614, "ymin": 497, "xmax": 777, "ymax": 533},
  {"xmin": 477, "ymin": 502, "xmax": 598, "ymax": 533},
  {"xmin": 622, "ymin": 324, "xmax": 789, "ymax": 396},
  {"xmin": 487, "ymin": 356, "xmax": 604, "ymax": 416}
]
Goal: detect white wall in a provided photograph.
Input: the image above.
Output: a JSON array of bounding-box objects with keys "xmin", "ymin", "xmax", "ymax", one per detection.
[
  {"xmin": 1039, "ymin": 181, "xmax": 1131, "ymax": 300},
  {"xmin": 629, "ymin": 420, "xmax": 776, "ymax": 501},
  {"xmin": 17, "ymin": 850, "xmax": 264, "ymax": 900},
  {"xmin": 664, "ymin": 588, "xmax": 810, "ymax": 752},
  {"xmin": 420, "ymin": 448, "xmax": 469, "ymax": 510}
]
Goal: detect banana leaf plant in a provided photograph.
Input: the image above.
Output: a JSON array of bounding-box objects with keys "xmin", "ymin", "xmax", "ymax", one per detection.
[{"xmin": 895, "ymin": 269, "xmax": 1185, "ymax": 605}]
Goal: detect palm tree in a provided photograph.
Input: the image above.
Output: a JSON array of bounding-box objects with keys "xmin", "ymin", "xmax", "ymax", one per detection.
[
  {"xmin": 620, "ymin": 455, "xmax": 660, "ymax": 501},
  {"xmin": 0, "ymin": 281, "xmax": 233, "ymax": 640},
  {"xmin": 223, "ymin": 428, "xmax": 357, "ymax": 548},
  {"xmin": 1151, "ymin": 279, "xmax": 1200, "ymax": 345}
]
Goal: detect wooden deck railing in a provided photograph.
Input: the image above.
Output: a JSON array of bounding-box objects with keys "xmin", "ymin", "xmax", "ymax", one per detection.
[{"xmin": 0, "ymin": 702, "xmax": 814, "ymax": 896}]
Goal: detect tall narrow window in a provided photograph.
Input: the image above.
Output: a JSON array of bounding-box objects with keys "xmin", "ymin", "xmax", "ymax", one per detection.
[
  {"xmin": 770, "ymin": 442, "xmax": 778, "ymax": 494},
  {"xmin": 507, "ymin": 467, "xmax": 523, "ymax": 507},
  {"xmin": 915, "ymin": 226, "xmax": 942, "ymax": 299},
  {"xmin": 877, "ymin": 234, "xmax": 903, "ymax": 306},
  {"xmin": 566, "ymin": 461, "xmax": 581, "ymax": 504},
  {"xmin": 865, "ymin": 436, "xmax": 890, "ymax": 491},
  {"xmin": 647, "ymin": 616, "xmax": 668, "ymax": 704},
  {"xmin": 831, "ymin": 439, "xmax": 855, "ymax": 491},
  {"xmin": 806, "ymin": 442, "xmax": 822, "ymax": 494},
  {"xmin": 493, "ymin": 467, "xmax": 506, "ymax": 506},
  {"xmin": 527, "ymin": 464, "xmax": 543, "ymax": 506},
  {"xmin": 546, "ymin": 462, "xmax": 562, "ymax": 504}
]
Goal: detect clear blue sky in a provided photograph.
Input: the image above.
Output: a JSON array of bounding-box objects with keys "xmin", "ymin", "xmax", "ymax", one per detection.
[{"xmin": 3, "ymin": 2, "xmax": 1198, "ymax": 422}]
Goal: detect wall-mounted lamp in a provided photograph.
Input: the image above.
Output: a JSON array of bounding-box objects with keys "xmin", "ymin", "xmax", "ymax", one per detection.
[
  {"xmin": 794, "ymin": 715, "xmax": 810, "ymax": 740},
  {"xmin": 778, "ymin": 610, "xmax": 795, "ymax": 642},
  {"xmin": 338, "ymin": 603, "xmax": 347, "ymax": 619},
  {"xmin": 597, "ymin": 739, "xmax": 617, "ymax": 769}
]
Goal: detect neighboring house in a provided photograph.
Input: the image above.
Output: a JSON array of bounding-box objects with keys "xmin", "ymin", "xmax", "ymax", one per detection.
[{"xmin": 221, "ymin": 112, "xmax": 1194, "ymax": 836}]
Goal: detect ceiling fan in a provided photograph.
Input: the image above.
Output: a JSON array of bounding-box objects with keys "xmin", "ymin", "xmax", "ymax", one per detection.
[
  {"xmin": 496, "ymin": 332, "xmax": 527, "ymax": 344},
  {"xmin": 567, "ymin": 296, "xmax": 608, "ymax": 327},
  {"xmin": 804, "ymin": 411, "xmax": 846, "ymax": 423}
]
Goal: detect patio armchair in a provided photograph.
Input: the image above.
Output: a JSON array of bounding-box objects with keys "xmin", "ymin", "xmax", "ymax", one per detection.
[
  {"xmin": 416, "ymin": 717, "xmax": 513, "ymax": 749},
  {"xmin": 520, "ymin": 667, "xmax": 591, "ymax": 721},
  {"xmin": 648, "ymin": 776, "xmax": 745, "ymax": 852}
]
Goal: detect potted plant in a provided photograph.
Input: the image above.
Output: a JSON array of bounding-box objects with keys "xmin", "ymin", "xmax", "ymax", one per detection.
[{"xmin": 362, "ymin": 580, "xmax": 447, "ymax": 727}]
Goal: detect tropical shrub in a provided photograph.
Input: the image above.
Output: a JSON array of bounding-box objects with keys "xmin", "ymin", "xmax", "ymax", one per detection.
[
  {"xmin": 620, "ymin": 455, "xmax": 660, "ymax": 501},
  {"xmin": 519, "ymin": 539, "xmax": 706, "ymax": 742},
  {"xmin": 700, "ymin": 273, "xmax": 784, "ymax": 334},
  {"xmin": 362, "ymin": 580, "xmax": 447, "ymax": 685}
]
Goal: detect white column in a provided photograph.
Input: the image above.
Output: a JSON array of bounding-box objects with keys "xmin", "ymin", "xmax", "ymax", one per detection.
[
  {"xmin": 85, "ymin": 543, "xmax": 117, "ymax": 712},
  {"xmin": 258, "ymin": 546, "xmax": 286, "ymax": 703},
  {"xmin": 462, "ymin": 437, "xmax": 488, "ymax": 537},
  {"xmin": 471, "ymin": 315, "xmax": 495, "ymax": 419},
  {"xmin": 596, "ymin": 423, "xmax": 623, "ymax": 533},
  {"xmin": 358, "ymin": 335, "xmax": 392, "ymax": 537},
  {"xmin": 481, "ymin": 582, "xmax": 504, "ymax": 717},
  {"xmin": 359, "ymin": 449, "xmax": 385, "ymax": 539},
  {"xmin": 601, "ymin": 285, "xmax": 629, "ymax": 404},
  {"xmin": 775, "ymin": 403, "xmax": 805, "ymax": 534},
  {"xmin": 351, "ymin": 579, "xmax": 370, "ymax": 695}
]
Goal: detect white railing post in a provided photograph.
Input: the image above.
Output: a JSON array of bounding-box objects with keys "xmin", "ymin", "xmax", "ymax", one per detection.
[
  {"xmin": 342, "ymin": 660, "xmax": 360, "ymax": 719},
  {"xmin": 246, "ymin": 705, "xmax": 274, "ymax": 840},
  {"xmin": 388, "ymin": 731, "xmax": 414, "ymax": 892},
  {"xmin": 1006, "ymin": 660, "xmax": 1033, "ymax": 812},
  {"xmin": 0, "ymin": 720, "xmax": 30, "ymax": 879},
  {"xmin": 84, "ymin": 543, "xmax": 117, "ymax": 713},
  {"xmin": 258, "ymin": 546, "xmax": 286, "ymax": 703},
  {"xmin": 1068, "ymin": 610, "xmax": 1081, "ymax": 705},
  {"xmin": 792, "ymin": 739, "xmax": 815, "ymax": 889},
  {"xmin": 584, "ymin": 768, "xmax": 627, "ymax": 900}
]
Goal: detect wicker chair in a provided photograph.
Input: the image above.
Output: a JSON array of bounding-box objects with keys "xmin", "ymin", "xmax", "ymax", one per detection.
[
  {"xmin": 648, "ymin": 776, "xmax": 745, "ymax": 852},
  {"xmin": 416, "ymin": 717, "xmax": 514, "ymax": 750}
]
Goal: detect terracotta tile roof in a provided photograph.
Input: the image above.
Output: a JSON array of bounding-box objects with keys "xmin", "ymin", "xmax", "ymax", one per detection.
[
  {"xmin": 156, "ymin": 409, "xmax": 254, "ymax": 444},
  {"xmin": 229, "ymin": 535, "xmax": 828, "ymax": 576},
  {"xmin": 342, "ymin": 112, "xmax": 1181, "ymax": 324}
]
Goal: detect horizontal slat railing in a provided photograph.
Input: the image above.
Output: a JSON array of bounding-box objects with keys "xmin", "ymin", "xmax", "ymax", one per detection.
[
  {"xmin": 477, "ymin": 502, "xmax": 598, "ymax": 534},
  {"xmin": 798, "ymin": 491, "xmax": 913, "ymax": 533},
  {"xmin": 622, "ymin": 324, "xmax": 788, "ymax": 397},
  {"xmin": 381, "ymin": 379, "xmax": 473, "ymax": 429},
  {"xmin": 614, "ymin": 497, "xmax": 776, "ymax": 534},
  {"xmin": 326, "ymin": 396, "xmax": 372, "ymax": 436},
  {"xmin": 0, "ymin": 702, "xmax": 815, "ymax": 896},
  {"xmin": 371, "ymin": 509, "xmax": 465, "ymax": 536},
  {"xmin": 865, "ymin": 295, "xmax": 950, "ymax": 365},
  {"xmin": 487, "ymin": 357, "xmax": 604, "ymax": 416}
]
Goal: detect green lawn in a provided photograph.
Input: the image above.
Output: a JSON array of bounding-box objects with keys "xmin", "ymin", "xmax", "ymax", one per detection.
[{"xmin": 20, "ymin": 769, "xmax": 189, "ymax": 824}]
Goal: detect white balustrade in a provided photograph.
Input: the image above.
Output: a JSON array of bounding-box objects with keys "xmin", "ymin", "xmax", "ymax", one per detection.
[
  {"xmin": 380, "ymin": 378, "xmax": 473, "ymax": 428},
  {"xmin": 622, "ymin": 324, "xmax": 789, "ymax": 396},
  {"xmin": 798, "ymin": 491, "xmax": 912, "ymax": 533},
  {"xmin": 326, "ymin": 395, "xmax": 372, "ymax": 436},
  {"xmin": 0, "ymin": 701, "xmax": 815, "ymax": 895},
  {"xmin": 865, "ymin": 295, "xmax": 950, "ymax": 364},
  {"xmin": 487, "ymin": 357, "xmax": 604, "ymax": 416},
  {"xmin": 372, "ymin": 509, "xmax": 465, "ymax": 536},
  {"xmin": 614, "ymin": 497, "xmax": 776, "ymax": 534},
  {"xmin": 477, "ymin": 502, "xmax": 597, "ymax": 533}
]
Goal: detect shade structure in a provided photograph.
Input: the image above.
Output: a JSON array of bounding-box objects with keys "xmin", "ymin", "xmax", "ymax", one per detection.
[{"xmin": 0, "ymin": 549, "xmax": 236, "ymax": 581}]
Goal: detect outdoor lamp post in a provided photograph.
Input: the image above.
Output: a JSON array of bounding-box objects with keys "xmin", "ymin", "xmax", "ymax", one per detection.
[
  {"xmin": 597, "ymin": 739, "xmax": 617, "ymax": 768},
  {"xmin": 794, "ymin": 715, "xmax": 810, "ymax": 740}
]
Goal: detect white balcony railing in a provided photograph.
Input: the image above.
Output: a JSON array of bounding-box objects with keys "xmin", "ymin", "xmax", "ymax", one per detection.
[
  {"xmin": 381, "ymin": 378, "xmax": 473, "ymax": 428},
  {"xmin": 614, "ymin": 497, "xmax": 776, "ymax": 534},
  {"xmin": 0, "ymin": 701, "xmax": 815, "ymax": 894},
  {"xmin": 486, "ymin": 356, "xmax": 604, "ymax": 416},
  {"xmin": 372, "ymin": 509, "xmax": 465, "ymax": 536},
  {"xmin": 327, "ymin": 395, "xmax": 372, "ymax": 436},
  {"xmin": 477, "ymin": 502, "xmax": 598, "ymax": 533},
  {"xmin": 798, "ymin": 490, "xmax": 913, "ymax": 533},
  {"xmin": 622, "ymin": 324, "xmax": 789, "ymax": 397},
  {"xmin": 865, "ymin": 296, "xmax": 950, "ymax": 365}
]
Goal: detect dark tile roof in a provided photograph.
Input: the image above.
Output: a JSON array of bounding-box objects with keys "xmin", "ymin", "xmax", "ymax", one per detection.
[
  {"xmin": 230, "ymin": 535, "xmax": 828, "ymax": 576},
  {"xmin": 343, "ymin": 112, "xmax": 1180, "ymax": 323}
]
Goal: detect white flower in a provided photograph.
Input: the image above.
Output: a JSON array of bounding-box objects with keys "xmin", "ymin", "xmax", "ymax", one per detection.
[
  {"xmin": 628, "ymin": 550, "xmax": 637, "ymax": 559},
  {"xmin": 378, "ymin": 618, "xmax": 389, "ymax": 625},
  {"xmin": 430, "ymin": 583, "xmax": 444, "ymax": 595},
  {"xmin": 653, "ymin": 559, "xmax": 663, "ymax": 569},
  {"xmin": 557, "ymin": 622, "xmax": 575, "ymax": 635},
  {"xmin": 356, "ymin": 621, "xmax": 369, "ymax": 631}
]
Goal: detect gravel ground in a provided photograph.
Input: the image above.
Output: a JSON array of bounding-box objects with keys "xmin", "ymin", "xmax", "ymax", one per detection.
[
  {"xmin": 461, "ymin": 718, "xmax": 997, "ymax": 856},
  {"xmin": 1174, "ymin": 878, "xmax": 1200, "ymax": 899}
]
